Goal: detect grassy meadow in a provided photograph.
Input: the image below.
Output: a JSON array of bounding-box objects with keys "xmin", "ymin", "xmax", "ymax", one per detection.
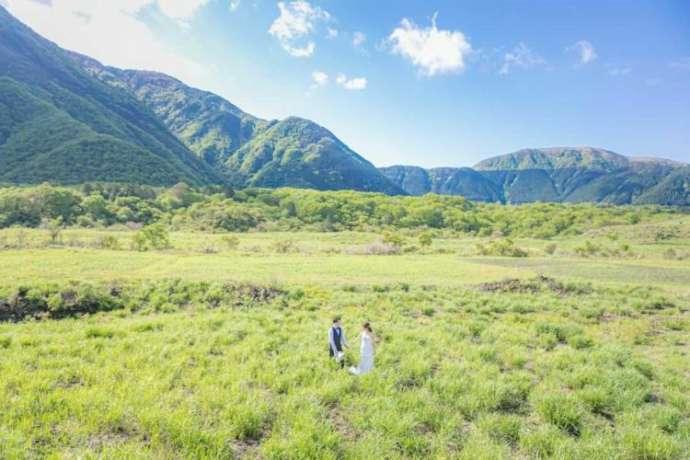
[{"xmin": 0, "ymin": 187, "xmax": 689, "ymax": 459}]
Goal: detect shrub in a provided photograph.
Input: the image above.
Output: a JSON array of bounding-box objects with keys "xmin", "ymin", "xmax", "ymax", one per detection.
[
  {"xmin": 96, "ymin": 235, "xmax": 121, "ymax": 250},
  {"xmin": 344, "ymin": 242, "xmax": 400, "ymax": 255},
  {"xmin": 43, "ymin": 217, "xmax": 64, "ymax": 244},
  {"xmin": 544, "ymin": 243, "xmax": 558, "ymax": 255},
  {"xmin": 567, "ymin": 334, "xmax": 594, "ymax": 349},
  {"xmin": 131, "ymin": 223, "xmax": 171, "ymax": 251},
  {"xmin": 418, "ymin": 231, "xmax": 433, "ymax": 247},
  {"xmin": 476, "ymin": 239, "xmax": 528, "ymax": 257},
  {"xmin": 422, "ymin": 307, "xmax": 435, "ymax": 317},
  {"xmin": 222, "ymin": 235, "xmax": 240, "ymax": 250},
  {"xmin": 270, "ymin": 239, "xmax": 295, "ymax": 254},
  {"xmin": 85, "ymin": 327, "xmax": 115, "ymax": 339}
]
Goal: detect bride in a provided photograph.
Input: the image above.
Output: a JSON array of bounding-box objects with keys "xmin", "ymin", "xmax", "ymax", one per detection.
[{"xmin": 349, "ymin": 322, "xmax": 375, "ymax": 375}]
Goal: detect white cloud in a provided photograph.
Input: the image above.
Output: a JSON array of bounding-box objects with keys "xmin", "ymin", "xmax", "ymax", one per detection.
[
  {"xmin": 229, "ymin": 0, "xmax": 240, "ymax": 12},
  {"xmin": 3, "ymin": 0, "xmax": 207, "ymax": 86},
  {"xmin": 326, "ymin": 27, "xmax": 338, "ymax": 39},
  {"xmin": 336, "ymin": 73, "xmax": 367, "ymax": 90},
  {"xmin": 268, "ymin": 1, "xmax": 330, "ymax": 58},
  {"xmin": 353, "ymin": 31, "xmax": 366, "ymax": 48},
  {"xmin": 500, "ymin": 42, "xmax": 545, "ymax": 75},
  {"xmin": 388, "ymin": 13, "xmax": 472, "ymax": 76},
  {"xmin": 311, "ymin": 70, "xmax": 328, "ymax": 87},
  {"xmin": 158, "ymin": 0, "xmax": 208, "ymax": 25},
  {"xmin": 284, "ymin": 42, "xmax": 315, "ymax": 58},
  {"xmin": 568, "ymin": 40, "xmax": 597, "ymax": 65}
]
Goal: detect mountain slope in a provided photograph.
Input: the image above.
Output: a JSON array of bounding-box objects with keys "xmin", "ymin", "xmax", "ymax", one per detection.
[
  {"xmin": 384, "ymin": 147, "xmax": 688, "ymax": 204},
  {"xmin": 68, "ymin": 52, "xmax": 402, "ymax": 194},
  {"xmin": 0, "ymin": 5, "xmax": 219, "ymax": 186},
  {"xmin": 68, "ymin": 52, "xmax": 268, "ymax": 169},
  {"xmin": 379, "ymin": 166, "xmax": 503, "ymax": 202},
  {"xmin": 231, "ymin": 117, "xmax": 402, "ymax": 193},
  {"xmin": 635, "ymin": 166, "xmax": 690, "ymax": 206},
  {"xmin": 474, "ymin": 147, "xmax": 630, "ymax": 172}
]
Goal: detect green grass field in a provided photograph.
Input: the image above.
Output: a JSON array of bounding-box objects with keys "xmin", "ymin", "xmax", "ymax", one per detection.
[{"xmin": 1, "ymin": 225, "xmax": 689, "ymax": 459}]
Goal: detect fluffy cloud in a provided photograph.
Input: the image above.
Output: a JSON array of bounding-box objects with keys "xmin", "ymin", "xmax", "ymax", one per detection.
[
  {"xmin": 568, "ymin": 40, "xmax": 597, "ymax": 65},
  {"xmin": 353, "ymin": 31, "xmax": 366, "ymax": 48},
  {"xmin": 2, "ymin": 0, "xmax": 207, "ymax": 85},
  {"xmin": 500, "ymin": 43, "xmax": 545, "ymax": 75},
  {"xmin": 326, "ymin": 27, "xmax": 339, "ymax": 39},
  {"xmin": 388, "ymin": 13, "xmax": 472, "ymax": 76},
  {"xmin": 229, "ymin": 0, "xmax": 240, "ymax": 12},
  {"xmin": 311, "ymin": 71, "xmax": 328, "ymax": 87},
  {"xmin": 336, "ymin": 74, "xmax": 367, "ymax": 90},
  {"xmin": 268, "ymin": 1, "xmax": 330, "ymax": 58},
  {"xmin": 158, "ymin": 0, "xmax": 209, "ymax": 25}
]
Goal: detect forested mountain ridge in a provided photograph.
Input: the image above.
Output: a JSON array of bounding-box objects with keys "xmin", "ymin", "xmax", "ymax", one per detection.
[
  {"xmin": 1, "ymin": 6, "xmax": 687, "ymax": 203},
  {"xmin": 382, "ymin": 147, "xmax": 689, "ymax": 205},
  {"xmin": 0, "ymin": 5, "xmax": 219, "ymax": 186},
  {"xmin": 68, "ymin": 50, "xmax": 402, "ymax": 194}
]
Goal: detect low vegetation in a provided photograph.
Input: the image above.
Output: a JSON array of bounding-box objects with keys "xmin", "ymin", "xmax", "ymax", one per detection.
[{"xmin": 0, "ymin": 184, "xmax": 688, "ymax": 459}]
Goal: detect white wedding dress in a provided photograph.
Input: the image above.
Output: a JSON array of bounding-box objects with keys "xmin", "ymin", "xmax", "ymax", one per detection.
[{"xmin": 349, "ymin": 332, "xmax": 374, "ymax": 375}]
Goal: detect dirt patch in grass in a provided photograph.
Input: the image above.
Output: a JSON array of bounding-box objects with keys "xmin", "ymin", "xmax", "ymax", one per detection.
[
  {"xmin": 477, "ymin": 275, "xmax": 592, "ymax": 296},
  {"xmin": 328, "ymin": 406, "xmax": 357, "ymax": 442}
]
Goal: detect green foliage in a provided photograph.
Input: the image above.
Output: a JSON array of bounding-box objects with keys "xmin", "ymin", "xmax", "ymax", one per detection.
[
  {"xmin": 418, "ymin": 231, "xmax": 433, "ymax": 247},
  {"xmin": 270, "ymin": 239, "xmax": 296, "ymax": 254},
  {"xmin": 131, "ymin": 224, "xmax": 171, "ymax": 251},
  {"xmin": 544, "ymin": 243, "xmax": 558, "ymax": 255},
  {"xmin": 477, "ymin": 239, "xmax": 529, "ymax": 257},
  {"xmin": 0, "ymin": 275, "xmax": 688, "ymax": 458},
  {"xmin": 0, "ymin": 184, "xmax": 682, "ymax": 238},
  {"xmin": 222, "ymin": 235, "xmax": 240, "ymax": 250},
  {"xmin": 382, "ymin": 231, "xmax": 404, "ymax": 248},
  {"xmin": 96, "ymin": 234, "xmax": 121, "ymax": 250},
  {"xmin": 536, "ymin": 394, "xmax": 585, "ymax": 436}
]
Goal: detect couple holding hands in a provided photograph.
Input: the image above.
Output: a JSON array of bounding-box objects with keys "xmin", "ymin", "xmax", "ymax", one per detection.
[{"xmin": 328, "ymin": 317, "xmax": 376, "ymax": 375}]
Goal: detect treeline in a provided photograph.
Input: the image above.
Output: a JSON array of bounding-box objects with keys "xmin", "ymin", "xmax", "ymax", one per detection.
[{"xmin": 0, "ymin": 183, "xmax": 682, "ymax": 238}]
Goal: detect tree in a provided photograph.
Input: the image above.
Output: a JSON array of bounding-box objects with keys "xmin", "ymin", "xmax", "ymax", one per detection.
[
  {"xmin": 132, "ymin": 223, "xmax": 171, "ymax": 251},
  {"xmin": 44, "ymin": 217, "xmax": 64, "ymax": 244},
  {"xmin": 418, "ymin": 231, "xmax": 433, "ymax": 248}
]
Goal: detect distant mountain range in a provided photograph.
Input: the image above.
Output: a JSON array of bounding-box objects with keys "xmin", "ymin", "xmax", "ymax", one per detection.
[
  {"xmin": 0, "ymin": 6, "xmax": 687, "ymax": 205},
  {"xmin": 381, "ymin": 147, "xmax": 689, "ymax": 205}
]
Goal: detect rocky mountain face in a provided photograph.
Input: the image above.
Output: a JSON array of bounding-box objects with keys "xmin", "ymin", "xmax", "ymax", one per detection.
[{"xmin": 381, "ymin": 147, "xmax": 689, "ymax": 205}]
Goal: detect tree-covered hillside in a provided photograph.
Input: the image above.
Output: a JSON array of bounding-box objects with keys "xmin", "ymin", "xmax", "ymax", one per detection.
[
  {"xmin": 382, "ymin": 147, "xmax": 688, "ymax": 205},
  {"xmin": 69, "ymin": 53, "xmax": 402, "ymax": 194},
  {"xmin": 0, "ymin": 6, "xmax": 220, "ymax": 186}
]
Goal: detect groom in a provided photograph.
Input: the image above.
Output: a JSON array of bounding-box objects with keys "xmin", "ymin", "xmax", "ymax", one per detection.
[{"xmin": 328, "ymin": 317, "xmax": 347, "ymax": 369}]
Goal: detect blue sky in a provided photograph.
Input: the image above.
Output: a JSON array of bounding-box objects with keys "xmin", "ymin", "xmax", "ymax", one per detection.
[{"xmin": 5, "ymin": 0, "xmax": 690, "ymax": 166}]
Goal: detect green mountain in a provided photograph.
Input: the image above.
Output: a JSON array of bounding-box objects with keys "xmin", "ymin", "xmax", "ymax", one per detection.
[
  {"xmin": 68, "ymin": 52, "xmax": 402, "ymax": 194},
  {"xmin": 229, "ymin": 117, "xmax": 402, "ymax": 193},
  {"xmin": 1, "ymin": 7, "xmax": 686, "ymax": 203},
  {"xmin": 379, "ymin": 165, "xmax": 503, "ymax": 202},
  {"xmin": 0, "ymin": 6, "xmax": 218, "ymax": 186},
  {"xmin": 382, "ymin": 147, "xmax": 688, "ymax": 205},
  {"xmin": 67, "ymin": 52, "xmax": 267, "ymax": 171},
  {"xmin": 635, "ymin": 166, "xmax": 690, "ymax": 206},
  {"xmin": 474, "ymin": 147, "xmax": 630, "ymax": 172}
]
